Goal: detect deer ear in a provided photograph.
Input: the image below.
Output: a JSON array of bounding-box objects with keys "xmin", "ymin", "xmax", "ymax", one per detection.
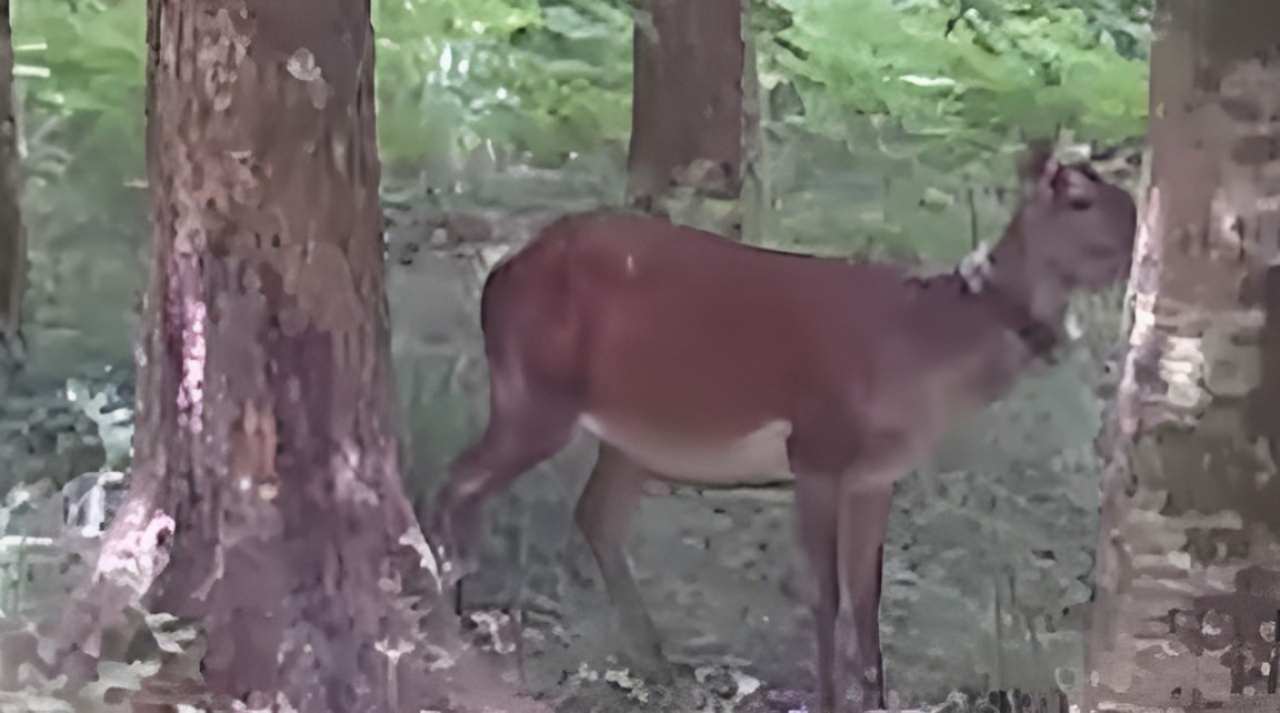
[{"xmin": 1019, "ymin": 140, "xmax": 1059, "ymax": 199}]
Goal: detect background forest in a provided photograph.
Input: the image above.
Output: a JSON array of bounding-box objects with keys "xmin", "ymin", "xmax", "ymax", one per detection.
[
  {"xmin": 0, "ymin": 0, "xmax": 1158, "ymax": 710},
  {"xmin": 6, "ymin": 0, "xmax": 1151, "ymax": 482}
]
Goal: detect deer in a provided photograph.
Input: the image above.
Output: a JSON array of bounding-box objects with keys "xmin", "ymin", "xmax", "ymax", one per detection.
[{"xmin": 426, "ymin": 145, "xmax": 1137, "ymax": 713}]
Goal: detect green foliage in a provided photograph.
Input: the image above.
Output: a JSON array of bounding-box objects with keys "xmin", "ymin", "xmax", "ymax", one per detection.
[
  {"xmin": 13, "ymin": 0, "xmax": 145, "ymax": 198},
  {"xmin": 770, "ymin": 0, "xmax": 1149, "ymax": 177},
  {"xmin": 11, "ymin": 0, "xmax": 1148, "ymax": 182},
  {"xmin": 13, "ymin": 0, "xmax": 634, "ymax": 174},
  {"xmin": 373, "ymin": 0, "xmax": 632, "ymax": 171},
  {"xmin": 12, "ymin": 0, "xmax": 148, "ymax": 375}
]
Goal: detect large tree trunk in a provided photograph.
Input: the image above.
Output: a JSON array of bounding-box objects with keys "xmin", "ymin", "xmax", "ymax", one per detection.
[
  {"xmin": 1085, "ymin": 2, "xmax": 1280, "ymax": 709},
  {"xmin": 43, "ymin": 2, "xmax": 484, "ymax": 711},
  {"xmin": 0, "ymin": 0, "xmax": 25, "ymax": 369},
  {"xmin": 626, "ymin": 0, "xmax": 764, "ymax": 241}
]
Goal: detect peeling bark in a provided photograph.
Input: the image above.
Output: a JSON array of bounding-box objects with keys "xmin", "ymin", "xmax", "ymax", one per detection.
[
  {"xmin": 1085, "ymin": 2, "xmax": 1280, "ymax": 709},
  {"xmin": 0, "ymin": 0, "xmax": 25, "ymax": 360},
  {"xmin": 626, "ymin": 0, "xmax": 764, "ymax": 241},
  {"xmin": 43, "ymin": 2, "xmax": 480, "ymax": 711}
]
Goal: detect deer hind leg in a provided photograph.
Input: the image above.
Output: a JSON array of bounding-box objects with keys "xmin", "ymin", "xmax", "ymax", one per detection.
[
  {"xmin": 573, "ymin": 442, "xmax": 672, "ymax": 683},
  {"xmin": 429, "ymin": 388, "xmax": 578, "ymax": 593},
  {"xmin": 794, "ymin": 473, "xmax": 840, "ymax": 713},
  {"xmin": 834, "ymin": 485, "xmax": 892, "ymax": 712}
]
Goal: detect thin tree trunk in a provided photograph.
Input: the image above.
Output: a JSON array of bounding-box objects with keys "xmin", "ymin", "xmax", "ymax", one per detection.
[
  {"xmin": 0, "ymin": 0, "xmax": 25, "ymax": 365},
  {"xmin": 1085, "ymin": 2, "xmax": 1280, "ymax": 709},
  {"xmin": 626, "ymin": 0, "xmax": 764, "ymax": 241}
]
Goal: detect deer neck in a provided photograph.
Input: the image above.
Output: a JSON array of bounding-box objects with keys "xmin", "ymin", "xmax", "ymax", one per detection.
[
  {"xmin": 975, "ymin": 230, "xmax": 1071, "ymax": 361},
  {"xmin": 895, "ymin": 232, "xmax": 1070, "ymax": 415}
]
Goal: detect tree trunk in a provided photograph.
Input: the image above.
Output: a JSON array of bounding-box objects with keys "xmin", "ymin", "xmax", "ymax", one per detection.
[
  {"xmin": 626, "ymin": 0, "xmax": 764, "ymax": 241},
  {"xmin": 44, "ymin": 2, "xmax": 484, "ymax": 711},
  {"xmin": 1085, "ymin": 2, "xmax": 1280, "ymax": 709},
  {"xmin": 0, "ymin": 0, "xmax": 25, "ymax": 368}
]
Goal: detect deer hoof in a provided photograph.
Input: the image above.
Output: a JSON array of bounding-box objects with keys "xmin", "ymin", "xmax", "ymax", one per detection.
[
  {"xmin": 839, "ymin": 682, "xmax": 885, "ymax": 713},
  {"xmin": 620, "ymin": 650, "xmax": 674, "ymax": 686},
  {"xmin": 425, "ymin": 520, "xmax": 479, "ymax": 590}
]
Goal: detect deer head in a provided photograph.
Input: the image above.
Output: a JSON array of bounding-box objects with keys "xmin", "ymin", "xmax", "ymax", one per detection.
[{"xmin": 979, "ymin": 145, "xmax": 1138, "ymax": 335}]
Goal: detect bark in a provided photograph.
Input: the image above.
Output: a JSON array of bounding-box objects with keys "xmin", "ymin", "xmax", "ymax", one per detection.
[
  {"xmin": 41, "ymin": 2, "xmax": 498, "ymax": 711},
  {"xmin": 1085, "ymin": 2, "xmax": 1280, "ymax": 709},
  {"xmin": 0, "ymin": 0, "xmax": 25, "ymax": 360},
  {"xmin": 626, "ymin": 0, "xmax": 764, "ymax": 241}
]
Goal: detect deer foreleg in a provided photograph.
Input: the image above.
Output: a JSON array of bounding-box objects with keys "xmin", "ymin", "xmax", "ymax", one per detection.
[
  {"xmin": 834, "ymin": 484, "xmax": 892, "ymax": 712},
  {"xmin": 795, "ymin": 473, "xmax": 841, "ymax": 713}
]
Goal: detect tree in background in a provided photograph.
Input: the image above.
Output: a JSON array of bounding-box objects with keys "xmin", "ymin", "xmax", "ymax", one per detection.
[
  {"xmin": 1086, "ymin": 1, "xmax": 1280, "ymax": 708},
  {"xmin": 0, "ymin": 0, "xmax": 25, "ymax": 376},
  {"xmin": 626, "ymin": 0, "xmax": 764, "ymax": 241}
]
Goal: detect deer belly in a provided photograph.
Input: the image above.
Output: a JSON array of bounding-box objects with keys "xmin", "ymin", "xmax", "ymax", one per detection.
[{"xmin": 579, "ymin": 414, "xmax": 795, "ymax": 485}]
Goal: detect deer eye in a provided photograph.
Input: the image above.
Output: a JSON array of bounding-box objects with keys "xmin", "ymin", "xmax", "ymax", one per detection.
[{"xmin": 1068, "ymin": 196, "xmax": 1093, "ymax": 211}]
